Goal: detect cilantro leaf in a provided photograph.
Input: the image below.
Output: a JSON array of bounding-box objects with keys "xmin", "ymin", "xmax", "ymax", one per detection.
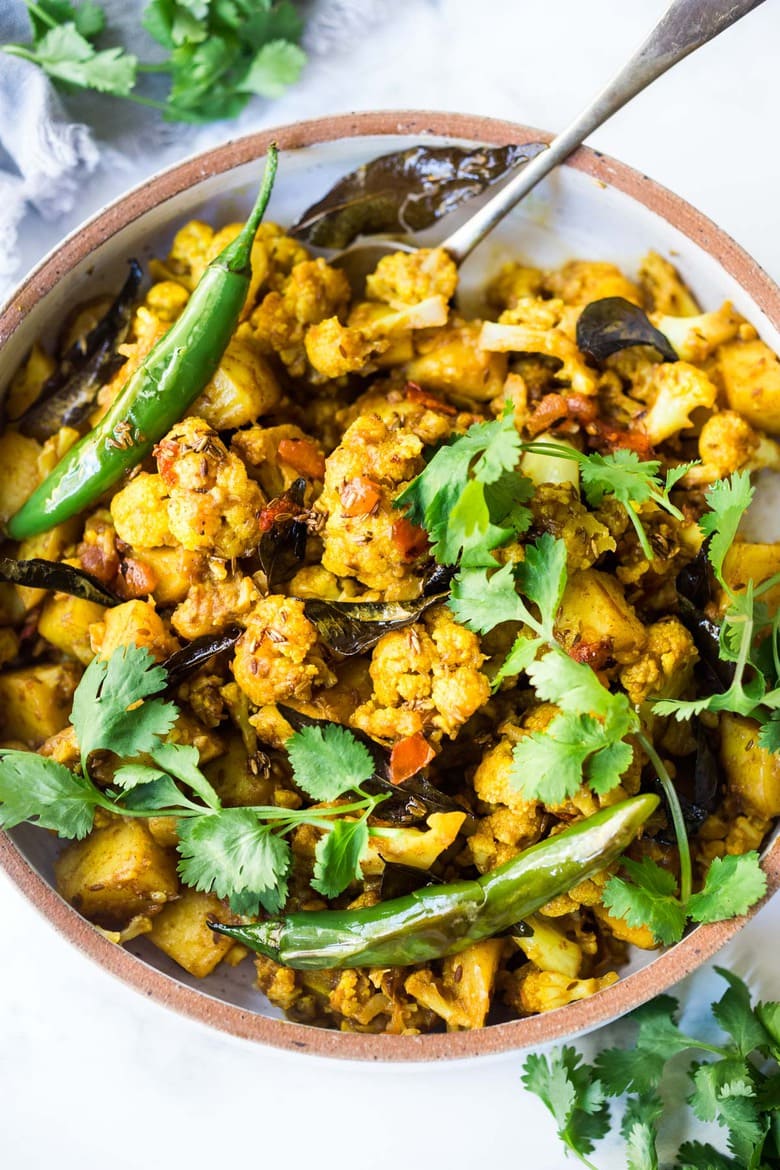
[
  {"xmin": 525, "ymin": 650, "xmax": 622, "ymax": 721},
  {"xmin": 686, "ymin": 853, "xmax": 767, "ymax": 925},
  {"xmin": 521, "ymin": 1047, "xmax": 610, "ymax": 1161},
  {"xmin": 621, "ymin": 1093, "xmax": 661, "ymax": 1170},
  {"xmin": 689, "ymin": 1061, "xmax": 766, "ymax": 1164},
  {"xmin": 311, "ymin": 818, "xmax": 369, "ymax": 898},
  {"xmin": 756, "ymin": 1001, "xmax": 780, "ymax": 1057},
  {"xmin": 711, "ymin": 967, "xmax": 773, "ymax": 1057},
  {"xmin": 71, "ymin": 644, "xmax": 177, "ymax": 772},
  {"xmin": 177, "ymin": 809, "xmax": 291, "ymax": 915},
  {"xmin": 150, "ymin": 741, "xmax": 221, "ymax": 811},
  {"xmin": 286, "ymin": 724, "xmax": 375, "ymax": 802},
  {"xmin": 676, "ymin": 1140, "xmax": 736, "ymax": 1170},
  {"xmin": 511, "ymin": 707, "xmax": 634, "ymax": 804},
  {"xmin": 602, "ymin": 857, "xmax": 688, "ymax": 945},
  {"xmin": 239, "ymin": 38, "xmax": 305, "ymax": 99},
  {"xmin": 491, "ymin": 632, "xmax": 542, "ymax": 688},
  {"xmin": 699, "ymin": 471, "xmax": 754, "ymax": 588},
  {"xmin": 449, "ymin": 563, "xmax": 529, "ymax": 635},
  {"xmin": 120, "ymin": 774, "xmax": 191, "ymax": 813},
  {"xmin": 514, "ymin": 532, "xmax": 568, "ymax": 638},
  {"xmin": 758, "ymin": 712, "xmax": 780, "ymax": 753},
  {"xmin": 5, "ymin": 23, "xmax": 138, "ymax": 96},
  {"xmin": 0, "ymin": 749, "xmax": 98, "ymax": 839}
]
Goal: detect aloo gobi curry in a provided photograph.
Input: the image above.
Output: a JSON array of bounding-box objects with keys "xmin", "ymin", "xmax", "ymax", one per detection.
[{"xmin": 1, "ymin": 146, "xmax": 779, "ymax": 1033}]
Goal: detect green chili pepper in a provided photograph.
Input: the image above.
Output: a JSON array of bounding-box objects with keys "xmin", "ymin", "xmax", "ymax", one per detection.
[
  {"xmin": 6, "ymin": 145, "xmax": 279, "ymax": 541},
  {"xmin": 212, "ymin": 793, "xmax": 658, "ymax": 969}
]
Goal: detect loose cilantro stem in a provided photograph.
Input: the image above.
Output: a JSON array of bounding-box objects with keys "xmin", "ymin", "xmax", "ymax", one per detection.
[
  {"xmin": 638, "ymin": 730, "xmax": 692, "ymax": 904},
  {"xmin": 25, "ymin": 1, "xmax": 56, "ymax": 29}
]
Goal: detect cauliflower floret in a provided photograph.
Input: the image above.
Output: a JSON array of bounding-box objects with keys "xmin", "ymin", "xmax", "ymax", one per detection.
[
  {"xmin": 251, "ymin": 258, "xmax": 351, "ymax": 377},
  {"xmin": 513, "ymin": 914, "xmax": 583, "ymax": 978},
  {"xmin": 232, "ymin": 596, "xmax": 334, "ymax": 708},
  {"xmin": 653, "ymin": 302, "xmax": 745, "ymax": 363},
  {"xmin": 144, "ymin": 280, "xmax": 189, "ymax": 322},
  {"xmin": 618, "ymin": 617, "xmax": 697, "ymax": 704},
  {"xmin": 716, "ymin": 339, "xmax": 780, "ymax": 434},
  {"xmin": 365, "ymin": 247, "xmax": 458, "ymax": 308},
  {"xmin": 189, "ymin": 333, "xmax": 281, "ymax": 429},
  {"xmin": 404, "ymin": 939, "xmax": 504, "ymax": 1030},
  {"xmin": 529, "ymin": 483, "xmax": 617, "ymax": 572},
  {"xmin": 154, "ymin": 417, "xmax": 265, "ymax": 560},
  {"xmin": 317, "ymin": 397, "xmax": 455, "ymax": 594},
  {"xmin": 486, "ymin": 262, "xmax": 544, "ymax": 312},
  {"xmin": 232, "ymin": 423, "xmax": 324, "ymax": 500},
  {"xmin": 171, "ymin": 569, "xmax": 259, "ymax": 640},
  {"xmin": 468, "ymin": 737, "xmax": 545, "ymax": 872},
  {"xmin": 352, "ymin": 605, "xmax": 490, "ymax": 742},
  {"xmin": 683, "ymin": 411, "xmax": 780, "ymax": 486},
  {"xmin": 479, "ymin": 320, "xmax": 597, "ymax": 397},
  {"xmin": 641, "ymin": 361, "xmax": 718, "ymax": 444},
  {"xmin": 514, "ymin": 968, "xmax": 619, "ymax": 1014},
  {"xmin": 543, "ymin": 260, "xmax": 641, "ymax": 307},
  {"xmin": 305, "ymin": 297, "xmax": 449, "ymax": 380},
  {"xmin": 362, "ymin": 811, "xmax": 467, "ymax": 874},
  {"xmin": 638, "ymin": 251, "xmax": 700, "ymax": 316},
  {"xmin": 110, "ymin": 472, "xmax": 174, "ymax": 549},
  {"xmin": 407, "ymin": 319, "xmax": 508, "ymax": 402}
]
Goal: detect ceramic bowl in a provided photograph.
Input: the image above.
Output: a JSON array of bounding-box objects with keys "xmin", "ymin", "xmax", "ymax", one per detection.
[{"xmin": 1, "ymin": 111, "xmax": 779, "ymax": 1061}]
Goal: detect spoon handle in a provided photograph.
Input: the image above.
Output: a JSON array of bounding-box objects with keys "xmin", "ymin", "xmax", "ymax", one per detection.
[{"xmin": 442, "ymin": 0, "xmax": 767, "ymax": 264}]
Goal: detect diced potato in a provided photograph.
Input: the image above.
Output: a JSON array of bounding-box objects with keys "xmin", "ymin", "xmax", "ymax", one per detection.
[
  {"xmin": 146, "ymin": 888, "xmax": 238, "ymax": 978},
  {"xmin": 168, "ymin": 710, "xmax": 225, "ymax": 765},
  {"xmin": 557, "ymin": 568, "xmax": 646, "ymax": 664},
  {"xmin": 723, "ymin": 542, "xmax": 780, "ymax": 613},
  {"xmin": 721, "ymin": 712, "xmax": 780, "ymax": 819},
  {"xmin": 0, "ymin": 661, "xmax": 81, "ymax": 745},
  {"xmin": 37, "ymin": 426, "xmax": 79, "ymax": 478},
  {"xmin": 110, "ymin": 472, "xmax": 173, "ymax": 549},
  {"xmin": 147, "ymin": 816, "xmax": 180, "ymax": 849},
  {"xmin": 89, "ymin": 599, "xmax": 179, "ymax": 661},
  {"xmin": 406, "ymin": 322, "xmax": 508, "ymax": 402},
  {"xmin": 0, "ymin": 627, "xmax": 19, "ymax": 668},
  {"xmin": 38, "ymin": 594, "xmax": 105, "ymax": 664},
  {"xmin": 55, "ymin": 819, "xmax": 179, "ymax": 928},
  {"xmin": 134, "ymin": 546, "xmax": 208, "ymax": 606},
  {"xmin": 191, "ymin": 335, "xmax": 281, "ymax": 429},
  {"xmin": 39, "ymin": 724, "xmax": 80, "ymax": 768},
  {"xmin": 0, "ymin": 431, "xmax": 42, "ymax": 523},
  {"xmin": 203, "ymin": 734, "xmax": 274, "ymax": 807},
  {"xmin": 14, "ymin": 518, "xmax": 81, "ymax": 610},
  {"xmin": 0, "ymin": 584, "xmax": 24, "ymax": 626},
  {"xmin": 363, "ymin": 812, "xmax": 466, "ymax": 874},
  {"xmin": 718, "ymin": 339, "xmax": 780, "ymax": 434}
]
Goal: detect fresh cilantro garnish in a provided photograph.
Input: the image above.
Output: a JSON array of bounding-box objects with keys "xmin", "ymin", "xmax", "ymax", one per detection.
[
  {"xmin": 522, "ymin": 442, "xmax": 695, "ymax": 560},
  {"xmin": 2, "ymin": 1, "xmax": 307, "ymax": 123},
  {"xmin": 396, "ymin": 409, "xmax": 533, "ymax": 566},
  {"xmin": 0, "ymin": 643, "xmax": 392, "ymax": 916},
  {"xmin": 523, "ymin": 970, "xmax": 780, "ymax": 1169}
]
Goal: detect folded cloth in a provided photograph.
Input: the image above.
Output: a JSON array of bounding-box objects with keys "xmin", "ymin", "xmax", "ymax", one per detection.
[{"xmin": 0, "ymin": 0, "xmax": 395, "ymax": 302}]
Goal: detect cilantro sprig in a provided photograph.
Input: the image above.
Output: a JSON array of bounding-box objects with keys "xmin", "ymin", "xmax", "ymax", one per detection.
[
  {"xmin": 523, "ymin": 969, "xmax": 780, "ymax": 1169},
  {"xmin": 522, "ymin": 441, "xmax": 695, "ymax": 560},
  {"xmin": 2, "ymin": 1, "xmax": 307, "ymax": 123},
  {"xmin": 0, "ymin": 644, "xmax": 388, "ymax": 915},
  {"xmin": 653, "ymin": 471, "xmax": 780, "ymax": 748}
]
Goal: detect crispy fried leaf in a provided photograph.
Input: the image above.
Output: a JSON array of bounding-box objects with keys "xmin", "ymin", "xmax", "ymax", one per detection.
[
  {"xmin": 302, "ymin": 592, "xmax": 447, "ymax": 656},
  {"xmin": 291, "ymin": 142, "xmax": 547, "ymax": 248},
  {"xmin": 18, "ymin": 259, "xmax": 141, "ymax": 439},
  {"xmin": 162, "ymin": 626, "xmax": 241, "ymax": 690},
  {"xmin": 0, "ymin": 556, "xmax": 120, "ymax": 607},
  {"xmin": 257, "ymin": 478, "xmax": 309, "ymax": 588},
  {"xmin": 576, "ymin": 297, "xmax": 678, "ymax": 363}
]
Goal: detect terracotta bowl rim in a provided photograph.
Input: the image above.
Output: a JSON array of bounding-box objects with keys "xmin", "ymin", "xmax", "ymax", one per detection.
[{"xmin": 1, "ymin": 109, "xmax": 779, "ymax": 1062}]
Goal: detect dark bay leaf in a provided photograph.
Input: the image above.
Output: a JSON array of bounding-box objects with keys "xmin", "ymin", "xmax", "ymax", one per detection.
[
  {"xmin": 676, "ymin": 547, "xmax": 736, "ymax": 690},
  {"xmin": 163, "ymin": 625, "xmax": 241, "ymax": 690},
  {"xmin": 380, "ymin": 863, "xmax": 443, "ymax": 900},
  {"xmin": 257, "ymin": 478, "xmax": 308, "ymax": 590},
  {"xmin": 0, "ymin": 557, "xmax": 120, "ymax": 606},
  {"xmin": 18, "ymin": 260, "xmax": 143, "ymax": 440},
  {"xmin": 654, "ymin": 722, "xmax": 721, "ymax": 844},
  {"xmin": 301, "ymin": 592, "xmax": 448, "ymax": 656},
  {"xmin": 576, "ymin": 296, "xmax": 678, "ymax": 364},
  {"xmin": 291, "ymin": 142, "xmax": 547, "ymax": 249},
  {"xmin": 276, "ymin": 704, "xmax": 467, "ymax": 825}
]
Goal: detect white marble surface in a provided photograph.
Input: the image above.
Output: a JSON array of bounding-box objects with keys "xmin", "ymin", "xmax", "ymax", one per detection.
[{"xmin": 2, "ymin": 1, "xmax": 780, "ymax": 1166}]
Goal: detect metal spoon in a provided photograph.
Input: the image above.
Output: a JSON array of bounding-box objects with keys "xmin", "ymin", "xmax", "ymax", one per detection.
[{"xmin": 334, "ymin": 0, "xmax": 767, "ymax": 293}]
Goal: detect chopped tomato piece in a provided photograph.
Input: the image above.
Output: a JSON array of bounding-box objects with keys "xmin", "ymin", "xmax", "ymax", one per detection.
[
  {"xmin": 406, "ymin": 381, "xmax": 457, "ymax": 415},
  {"xmin": 390, "ymin": 733, "xmax": 435, "ymax": 784},
  {"xmin": 391, "ymin": 516, "xmax": 429, "ymax": 560},
  {"xmin": 277, "ymin": 437, "xmax": 325, "ymax": 480},
  {"xmin": 340, "ymin": 477, "xmax": 382, "ymax": 517},
  {"xmin": 569, "ymin": 638, "xmax": 613, "ymax": 670}
]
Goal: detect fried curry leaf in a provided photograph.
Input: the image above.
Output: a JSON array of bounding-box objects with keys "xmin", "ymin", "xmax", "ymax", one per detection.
[
  {"xmin": 576, "ymin": 296, "xmax": 678, "ymax": 363},
  {"xmin": 302, "ymin": 592, "xmax": 447, "ymax": 656},
  {"xmin": 0, "ymin": 556, "xmax": 121, "ymax": 607},
  {"xmin": 162, "ymin": 625, "xmax": 241, "ymax": 690},
  {"xmin": 257, "ymin": 477, "xmax": 309, "ymax": 588},
  {"xmin": 17, "ymin": 259, "xmax": 142, "ymax": 439},
  {"xmin": 291, "ymin": 141, "xmax": 547, "ymax": 248}
]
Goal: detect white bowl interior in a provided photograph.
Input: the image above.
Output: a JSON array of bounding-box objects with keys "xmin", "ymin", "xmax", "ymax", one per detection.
[{"xmin": 5, "ymin": 131, "xmax": 780, "ymax": 1025}]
